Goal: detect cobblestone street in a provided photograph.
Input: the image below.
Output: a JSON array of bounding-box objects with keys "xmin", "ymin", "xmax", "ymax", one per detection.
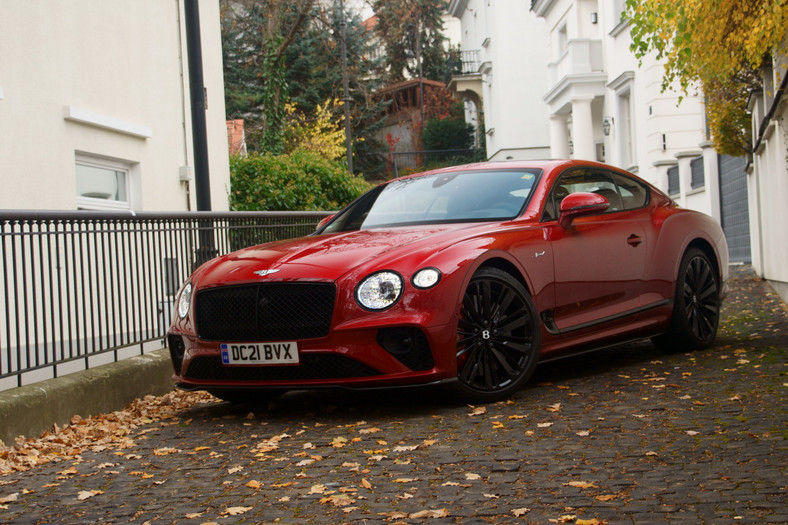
[{"xmin": 1, "ymin": 266, "xmax": 786, "ymax": 524}]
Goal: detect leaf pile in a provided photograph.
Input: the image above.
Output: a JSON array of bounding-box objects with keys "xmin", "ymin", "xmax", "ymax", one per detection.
[{"xmin": 0, "ymin": 390, "xmax": 212, "ymax": 475}]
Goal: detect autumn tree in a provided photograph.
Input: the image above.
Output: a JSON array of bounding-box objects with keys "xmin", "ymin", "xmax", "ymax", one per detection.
[
  {"xmin": 372, "ymin": 0, "xmax": 449, "ymax": 83},
  {"xmin": 626, "ymin": 0, "xmax": 788, "ymax": 155}
]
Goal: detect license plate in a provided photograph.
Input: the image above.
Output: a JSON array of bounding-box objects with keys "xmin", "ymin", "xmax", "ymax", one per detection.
[{"xmin": 220, "ymin": 342, "xmax": 299, "ymax": 365}]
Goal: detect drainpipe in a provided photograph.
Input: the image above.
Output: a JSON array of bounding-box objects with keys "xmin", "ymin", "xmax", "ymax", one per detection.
[{"xmin": 183, "ymin": 0, "xmax": 216, "ymax": 265}]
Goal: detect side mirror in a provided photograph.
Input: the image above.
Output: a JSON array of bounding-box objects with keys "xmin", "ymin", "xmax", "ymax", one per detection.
[
  {"xmin": 316, "ymin": 214, "xmax": 335, "ymax": 231},
  {"xmin": 558, "ymin": 192, "xmax": 609, "ymax": 229}
]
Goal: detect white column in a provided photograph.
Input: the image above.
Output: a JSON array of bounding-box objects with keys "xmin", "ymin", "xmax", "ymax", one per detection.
[
  {"xmin": 571, "ymin": 97, "xmax": 595, "ymax": 161},
  {"xmin": 549, "ymin": 115, "xmax": 570, "ymax": 159}
]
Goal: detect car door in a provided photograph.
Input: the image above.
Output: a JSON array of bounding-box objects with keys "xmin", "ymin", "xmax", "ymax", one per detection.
[{"xmin": 542, "ymin": 167, "xmax": 650, "ymax": 333}]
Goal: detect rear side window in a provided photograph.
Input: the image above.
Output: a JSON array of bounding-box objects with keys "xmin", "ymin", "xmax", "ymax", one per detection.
[{"xmin": 612, "ymin": 173, "xmax": 649, "ymax": 210}]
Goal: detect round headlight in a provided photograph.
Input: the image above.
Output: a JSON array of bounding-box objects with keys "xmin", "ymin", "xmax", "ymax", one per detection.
[
  {"xmin": 356, "ymin": 271, "xmax": 403, "ymax": 310},
  {"xmin": 177, "ymin": 282, "xmax": 192, "ymax": 319},
  {"xmin": 412, "ymin": 267, "xmax": 442, "ymax": 289}
]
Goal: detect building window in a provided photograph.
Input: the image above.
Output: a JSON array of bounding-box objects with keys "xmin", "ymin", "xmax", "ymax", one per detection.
[
  {"xmin": 76, "ymin": 155, "xmax": 131, "ymax": 210},
  {"xmin": 690, "ymin": 156, "xmax": 705, "ymax": 189},
  {"xmin": 557, "ymin": 23, "xmax": 568, "ymax": 57},
  {"xmin": 667, "ymin": 166, "xmax": 679, "ymax": 196}
]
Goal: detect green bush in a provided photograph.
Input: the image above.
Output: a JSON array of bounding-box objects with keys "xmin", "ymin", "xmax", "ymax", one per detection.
[
  {"xmin": 422, "ymin": 117, "xmax": 475, "ymax": 152},
  {"xmin": 229, "ymin": 149, "xmax": 372, "ymax": 211}
]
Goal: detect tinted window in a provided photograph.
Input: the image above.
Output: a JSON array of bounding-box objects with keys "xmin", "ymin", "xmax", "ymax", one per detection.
[
  {"xmin": 612, "ymin": 173, "xmax": 649, "ymax": 209},
  {"xmin": 322, "ymin": 169, "xmax": 541, "ymax": 232}
]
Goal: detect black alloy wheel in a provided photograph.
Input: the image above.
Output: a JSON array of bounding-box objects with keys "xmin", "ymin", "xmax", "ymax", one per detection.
[
  {"xmin": 653, "ymin": 247, "xmax": 720, "ymax": 352},
  {"xmin": 454, "ymin": 267, "xmax": 540, "ymax": 402}
]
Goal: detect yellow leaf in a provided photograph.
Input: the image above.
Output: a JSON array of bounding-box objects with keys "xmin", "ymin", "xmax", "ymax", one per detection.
[
  {"xmin": 245, "ymin": 480, "xmax": 262, "ymax": 489},
  {"xmin": 409, "ymin": 508, "xmax": 450, "ymax": 518},
  {"xmin": 221, "ymin": 506, "xmax": 252, "ymax": 516}
]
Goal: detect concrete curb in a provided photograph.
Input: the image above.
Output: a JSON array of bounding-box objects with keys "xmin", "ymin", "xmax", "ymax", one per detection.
[{"xmin": 0, "ymin": 349, "xmax": 174, "ymax": 445}]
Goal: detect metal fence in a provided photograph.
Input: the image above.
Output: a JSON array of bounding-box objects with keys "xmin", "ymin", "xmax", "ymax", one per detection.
[{"xmin": 0, "ymin": 210, "xmax": 331, "ymax": 390}]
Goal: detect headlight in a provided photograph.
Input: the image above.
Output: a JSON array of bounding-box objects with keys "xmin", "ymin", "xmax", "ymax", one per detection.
[
  {"xmin": 177, "ymin": 282, "xmax": 192, "ymax": 319},
  {"xmin": 412, "ymin": 267, "xmax": 441, "ymax": 289},
  {"xmin": 356, "ymin": 271, "xmax": 403, "ymax": 310}
]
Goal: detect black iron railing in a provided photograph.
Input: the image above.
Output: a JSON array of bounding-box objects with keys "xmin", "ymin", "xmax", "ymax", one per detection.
[{"xmin": 0, "ymin": 210, "xmax": 331, "ymax": 390}]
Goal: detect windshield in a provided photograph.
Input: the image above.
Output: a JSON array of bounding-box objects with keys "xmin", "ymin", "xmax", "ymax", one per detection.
[{"xmin": 322, "ymin": 169, "xmax": 541, "ymax": 232}]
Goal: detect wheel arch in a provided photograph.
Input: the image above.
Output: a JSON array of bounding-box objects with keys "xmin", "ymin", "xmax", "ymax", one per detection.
[
  {"xmin": 477, "ymin": 257, "xmax": 532, "ymax": 295},
  {"xmin": 685, "ymin": 238, "xmax": 722, "ymax": 284}
]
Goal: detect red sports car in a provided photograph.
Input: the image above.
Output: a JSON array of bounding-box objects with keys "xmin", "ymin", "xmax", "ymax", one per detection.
[{"xmin": 167, "ymin": 160, "xmax": 728, "ymax": 402}]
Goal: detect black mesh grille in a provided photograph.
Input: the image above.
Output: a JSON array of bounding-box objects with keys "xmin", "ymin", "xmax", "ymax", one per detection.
[
  {"xmin": 195, "ymin": 283, "xmax": 336, "ymax": 341},
  {"xmin": 184, "ymin": 354, "xmax": 381, "ymax": 381}
]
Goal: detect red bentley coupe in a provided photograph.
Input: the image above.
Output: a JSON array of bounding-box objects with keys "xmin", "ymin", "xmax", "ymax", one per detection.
[{"xmin": 167, "ymin": 160, "xmax": 728, "ymax": 402}]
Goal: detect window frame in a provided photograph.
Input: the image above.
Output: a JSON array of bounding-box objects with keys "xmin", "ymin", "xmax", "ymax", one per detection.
[{"xmin": 75, "ymin": 154, "xmax": 132, "ymax": 211}]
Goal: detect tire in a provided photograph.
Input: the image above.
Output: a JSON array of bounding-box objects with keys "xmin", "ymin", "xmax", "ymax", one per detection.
[
  {"xmin": 207, "ymin": 388, "xmax": 285, "ymax": 405},
  {"xmin": 453, "ymin": 267, "xmax": 541, "ymax": 403},
  {"xmin": 652, "ymin": 247, "xmax": 720, "ymax": 352}
]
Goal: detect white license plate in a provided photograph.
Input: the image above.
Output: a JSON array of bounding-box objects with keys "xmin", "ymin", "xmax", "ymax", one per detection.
[{"xmin": 220, "ymin": 342, "xmax": 299, "ymax": 365}]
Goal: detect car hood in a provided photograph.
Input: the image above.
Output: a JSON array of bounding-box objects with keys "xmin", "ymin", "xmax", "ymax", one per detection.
[{"xmin": 192, "ymin": 224, "xmax": 486, "ymax": 286}]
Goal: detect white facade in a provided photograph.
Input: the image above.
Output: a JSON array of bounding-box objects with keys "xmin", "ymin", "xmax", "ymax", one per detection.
[
  {"xmin": 531, "ymin": 0, "xmax": 719, "ymax": 216},
  {"xmin": 0, "ymin": 0, "xmax": 230, "ymax": 212},
  {"xmin": 747, "ymin": 39, "xmax": 788, "ymax": 302},
  {"xmin": 447, "ymin": 0, "xmax": 551, "ymax": 161}
]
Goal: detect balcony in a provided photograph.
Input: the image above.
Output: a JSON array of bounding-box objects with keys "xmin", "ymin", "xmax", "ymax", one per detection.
[
  {"xmin": 447, "ymin": 49, "xmax": 484, "ymax": 108},
  {"xmin": 544, "ymin": 38, "xmax": 606, "ymax": 109}
]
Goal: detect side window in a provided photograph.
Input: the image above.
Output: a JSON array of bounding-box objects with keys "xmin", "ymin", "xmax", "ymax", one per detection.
[
  {"xmin": 542, "ymin": 168, "xmax": 620, "ymax": 221},
  {"xmin": 612, "ymin": 173, "xmax": 649, "ymax": 209}
]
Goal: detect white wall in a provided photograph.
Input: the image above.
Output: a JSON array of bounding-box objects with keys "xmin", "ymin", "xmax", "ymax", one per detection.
[
  {"xmin": 0, "ymin": 0, "xmax": 230, "ymax": 211},
  {"xmin": 450, "ymin": 0, "xmax": 551, "ymax": 161}
]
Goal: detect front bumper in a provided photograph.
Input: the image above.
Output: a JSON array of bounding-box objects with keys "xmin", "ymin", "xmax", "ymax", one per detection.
[{"xmin": 167, "ymin": 322, "xmax": 458, "ymax": 391}]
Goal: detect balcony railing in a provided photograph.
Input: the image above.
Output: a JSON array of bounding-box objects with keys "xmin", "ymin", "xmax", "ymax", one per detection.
[
  {"xmin": 448, "ymin": 49, "xmax": 481, "ymax": 77},
  {"xmin": 0, "ymin": 210, "xmax": 331, "ymax": 390}
]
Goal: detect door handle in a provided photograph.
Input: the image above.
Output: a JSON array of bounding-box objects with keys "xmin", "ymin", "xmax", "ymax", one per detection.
[{"xmin": 627, "ymin": 234, "xmax": 642, "ymax": 247}]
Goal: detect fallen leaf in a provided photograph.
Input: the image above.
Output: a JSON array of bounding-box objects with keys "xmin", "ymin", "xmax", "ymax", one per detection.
[
  {"xmin": 153, "ymin": 447, "xmax": 180, "ymax": 456},
  {"xmin": 320, "ymin": 494, "xmax": 355, "ymax": 507},
  {"xmin": 358, "ymin": 427, "xmax": 382, "ymax": 435},
  {"xmin": 331, "ymin": 436, "xmax": 348, "ymax": 448},
  {"xmin": 410, "ymin": 508, "xmax": 450, "ymax": 518},
  {"xmin": 537, "ymin": 422, "xmax": 554, "ymax": 428},
  {"xmin": 393, "ymin": 445, "xmax": 418, "ymax": 452},
  {"xmin": 220, "ymin": 506, "xmax": 252, "ymax": 516},
  {"xmin": 546, "ymin": 403, "xmax": 562, "ymax": 412},
  {"xmin": 576, "ymin": 430, "xmax": 591, "ymax": 437},
  {"xmin": 576, "ymin": 519, "xmax": 606, "ymax": 525},
  {"xmin": 596, "ymin": 494, "xmax": 617, "ymax": 501},
  {"xmin": 467, "ymin": 406, "xmax": 487, "ymax": 416},
  {"xmin": 0, "ymin": 493, "xmax": 18, "ymax": 504},
  {"xmin": 465, "ymin": 473, "xmax": 481, "ymax": 480},
  {"xmin": 245, "ymin": 480, "xmax": 262, "ymax": 489},
  {"xmin": 309, "ymin": 484, "xmax": 327, "ymax": 494},
  {"xmin": 492, "ymin": 421, "xmax": 506, "ymax": 429},
  {"xmin": 512, "ymin": 507, "xmax": 531, "ymax": 516},
  {"xmin": 77, "ymin": 489, "xmax": 104, "ymax": 500},
  {"xmin": 227, "ymin": 466, "xmax": 244, "ymax": 474},
  {"xmin": 361, "ymin": 478, "xmax": 373, "ymax": 489},
  {"xmin": 483, "ymin": 493, "xmax": 500, "ymax": 498},
  {"xmin": 393, "ymin": 477, "xmax": 418, "ymax": 483},
  {"xmin": 564, "ymin": 481, "xmax": 598, "ymax": 489},
  {"xmin": 184, "ymin": 513, "xmax": 202, "ymax": 519},
  {"xmin": 193, "ymin": 446, "xmax": 210, "ymax": 452}
]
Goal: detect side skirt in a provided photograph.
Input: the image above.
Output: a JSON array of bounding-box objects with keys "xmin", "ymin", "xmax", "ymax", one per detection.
[{"xmin": 540, "ymin": 298, "xmax": 672, "ymax": 336}]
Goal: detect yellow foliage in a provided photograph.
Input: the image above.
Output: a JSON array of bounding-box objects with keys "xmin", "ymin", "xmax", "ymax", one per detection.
[
  {"xmin": 283, "ymin": 99, "xmax": 347, "ymax": 161},
  {"xmin": 628, "ymin": 0, "xmax": 788, "ymax": 154}
]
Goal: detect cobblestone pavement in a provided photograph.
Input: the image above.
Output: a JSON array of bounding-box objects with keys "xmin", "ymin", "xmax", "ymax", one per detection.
[{"xmin": 1, "ymin": 266, "xmax": 786, "ymax": 524}]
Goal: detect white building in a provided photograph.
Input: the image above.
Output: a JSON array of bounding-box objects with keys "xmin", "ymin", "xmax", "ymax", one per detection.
[
  {"xmin": 0, "ymin": 0, "xmax": 230, "ymax": 212},
  {"xmin": 447, "ymin": 0, "xmax": 551, "ymax": 161},
  {"xmin": 747, "ymin": 38, "xmax": 788, "ymax": 302}
]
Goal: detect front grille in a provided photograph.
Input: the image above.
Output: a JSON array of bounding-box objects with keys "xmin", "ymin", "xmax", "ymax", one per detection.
[
  {"xmin": 195, "ymin": 283, "xmax": 336, "ymax": 341},
  {"xmin": 184, "ymin": 354, "xmax": 382, "ymax": 381}
]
